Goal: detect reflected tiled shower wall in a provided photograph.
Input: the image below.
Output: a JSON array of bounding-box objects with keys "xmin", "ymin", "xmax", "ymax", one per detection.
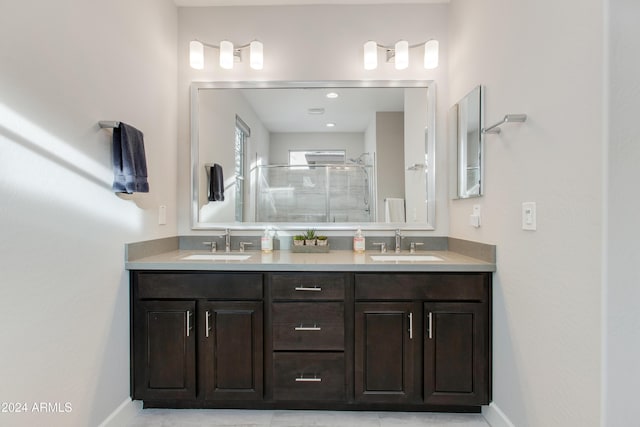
[{"xmin": 256, "ymin": 165, "xmax": 374, "ymax": 223}]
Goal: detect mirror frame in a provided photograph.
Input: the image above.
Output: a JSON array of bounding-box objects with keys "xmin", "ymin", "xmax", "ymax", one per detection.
[{"xmin": 190, "ymin": 80, "xmax": 436, "ymax": 231}]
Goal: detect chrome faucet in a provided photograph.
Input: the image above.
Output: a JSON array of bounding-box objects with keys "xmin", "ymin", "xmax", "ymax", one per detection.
[
  {"xmin": 395, "ymin": 229, "xmax": 403, "ymax": 253},
  {"xmin": 372, "ymin": 242, "xmax": 387, "ymax": 253},
  {"xmin": 202, "ymin": 241, "xmax": 217, "ymax": 252},
  {"xmin": 410, "ymin": 241, "xmax": 424, "ymax": 254},
  {"xmin": 224, "ymin": 228, "xmax": 231, "ymax": 252}
]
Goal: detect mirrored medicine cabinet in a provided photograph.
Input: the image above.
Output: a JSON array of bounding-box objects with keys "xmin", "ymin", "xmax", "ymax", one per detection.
[{"xmin": 450, "ymin": 85, "xmax": 484, "ymax": 199}]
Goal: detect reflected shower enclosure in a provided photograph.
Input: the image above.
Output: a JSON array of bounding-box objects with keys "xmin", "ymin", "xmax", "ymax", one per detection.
[{"xmin": 256, "ymin": 164, "xmax": 374, "ymax": 223}]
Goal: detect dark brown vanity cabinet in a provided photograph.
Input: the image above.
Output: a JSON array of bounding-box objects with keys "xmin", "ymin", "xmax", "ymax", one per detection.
[
  {"xmin": 130, "ymin": 269, "xmax": 491, "ymax": 410},
  {"xmin": 355, "ymin": 273, "xmax": 491, "ymax": 407},
  {"xmin": 268, "ymin": 273, "xmax": 349, "ymax": 402},
  {"xmin": 133, "ymin": 300, "xmax": 197, "ymax": 400},
  {"xmin": 355, "ymin": 302, "xmax": 421, "ymax": 403},
  {"xmin": 131, "ymin": 272, "xmax": 264, "ymax": 402},
  {"xmin": 423, "ymin": 302, "xmax": 488, "ymax": 405},
  {"xmin": 201, "ymin": 301, "xmax": 263, "ymax": 401}
]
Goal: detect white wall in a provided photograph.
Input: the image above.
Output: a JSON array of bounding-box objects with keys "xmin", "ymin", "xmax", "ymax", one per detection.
[
  {"xmin": 449, "ymin": 0, "xmax": 604, "ymax": 426},
  {"xmin": 0, "ymin": 1, "xmax": 177, "ymax": 426},
  {"xmin": 404, "ymin": 88, "xmax": 430, "ymax": 224},
  {"xmin": 605, "ymin": 0, "xmax": 640, "ymax": 424},
  {"xmin": 177, "ymin": 4, "xmax": 450, "ymax": 234},
  {"xmin": 375, "ymin": 112, "xmax": 405, "ymax": 220},
  {"xmin": 197, "ymin": 89, "xmax": 269, "ymax": 223}
]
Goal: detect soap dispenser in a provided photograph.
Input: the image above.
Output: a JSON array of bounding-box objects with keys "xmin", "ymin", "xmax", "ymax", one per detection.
[
  {"xmin": 353, "ymin": 228, "xmax": 365, "ymax": 253},
  {"xmin": 261, "ymin": 228, "xmax": 273, "ymax": 253}
]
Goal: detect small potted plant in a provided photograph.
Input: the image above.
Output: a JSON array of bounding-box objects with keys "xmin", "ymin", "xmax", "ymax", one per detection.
[
  {"xmin": 293, "ymin": 234, "xmax": 305, "ymax": 247},
  {"xmin": 316, "ymin": 235, "xmax": 328, "ymax": 246},
  {"xmin": 304, "ymin": 229, "xmax": 317, "ymax": 246}
]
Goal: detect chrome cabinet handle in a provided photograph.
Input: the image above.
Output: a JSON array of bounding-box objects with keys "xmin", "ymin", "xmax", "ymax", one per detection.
[
  {"xmin": 205, "ymin": 310, "xmax": 211, "ymax": 338},
  {"xmin": 295, "ymin": 375, "xmax": 322, "ymax": 382},
  {"xmin": 294, "ymin": 286, "xmax": 322, "ymax": 292},
  {"xmin": 294, "ymin": 323, "xmax": 321, "ymax": 331},
  {"xmin": 408, "ymin": 312, "xmax": 413, "ymax": 340},
  {"xmin": 186, "ymin": 310, "xmax": 192, "ymax": 337},
  {"xmin": 427, "ymin": 312, "xmax": 433, "ymax": 339}
]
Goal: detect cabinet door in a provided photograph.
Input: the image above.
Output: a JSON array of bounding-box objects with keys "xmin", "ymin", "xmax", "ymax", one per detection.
[
  {"xmin": 133, "ymin": 300, "xmax": 196, "ymax": 400},
  {"xmin": 355, "ymin": 302, "xmax": 421, "ymax": 403},
  {"xmin": 424, "ymin": 302, "xmax": 489, "ymax": 405},
  {"xmin": 201, "ymin": 302, "xmax": 263, "ymax": 400}
]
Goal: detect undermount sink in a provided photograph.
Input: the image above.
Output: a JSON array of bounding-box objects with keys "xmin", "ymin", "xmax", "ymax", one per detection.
[
  {"xmin": 369, "ymin": 255, "xmax": 443, "ymax": 262},
  {"xmin": 182, "ymin": 254, "xmax": 252, "ymax": 261}
]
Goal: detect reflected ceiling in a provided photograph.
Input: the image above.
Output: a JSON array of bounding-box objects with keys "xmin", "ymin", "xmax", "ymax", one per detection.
[{"xmin": 240, "ymin": 87, "xmax": 404, "ymax": 133}]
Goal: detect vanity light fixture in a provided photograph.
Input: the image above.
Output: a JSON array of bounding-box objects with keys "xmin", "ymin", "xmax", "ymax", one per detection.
[
  {"xmin": 189, "ymin": 39, "xmax": 264, "ymax": 70},
  {"xmin": 363, "ymin": 39, "xmax": 439, "ymax": 70},
  {"xmin": 395, "ymin": 40, "xmax": 409, "ymax": 70}
]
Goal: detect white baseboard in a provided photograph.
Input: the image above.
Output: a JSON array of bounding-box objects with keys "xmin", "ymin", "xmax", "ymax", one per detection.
[
  {"xmin": 483, "ymin": 402, "xmax": 516, "ymax": 427},
  {"xmin": 98, "ymin": 398, "xmax": 142, "ymax": 427}
]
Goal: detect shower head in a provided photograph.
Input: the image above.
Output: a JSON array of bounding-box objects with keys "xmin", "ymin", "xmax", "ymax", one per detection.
[{"xmin": 348, "ymin": 152, "xmax": 370, "ymax": 164}]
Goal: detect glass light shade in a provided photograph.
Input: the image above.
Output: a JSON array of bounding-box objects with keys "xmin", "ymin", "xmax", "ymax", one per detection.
[
  {"xmin": 395, "ymin": 40, "xmax": 409, "ymax": 70},
  {"xmin": 220, "ymin": 40, "xmax": 234, "ymax": 69},
  {"xmin": 189, "ymin": 40, "xmax": 204, "ymax": 70},
  {"xmin": 363, "ymin": 41, "xmax": 378, "ymax": 70},
  {"xmin": 424, "ymin": 39, "xmax": 439, "ymax": 69},
  {"xmin": 250, "ymin": 41, "xmax": 263, "ymax": 70}
]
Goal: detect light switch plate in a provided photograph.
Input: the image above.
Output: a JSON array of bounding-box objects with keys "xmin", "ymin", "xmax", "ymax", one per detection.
[
  {"xmin": 469, "ymin": 204, "xmax": 481, "ymax": 228},
  {"xmin": 159, "ymin": 205, "xmax": 167, "ymax": 225},
  {"xmin": 522, "ymin": 202, "xmax": 536, "ymax": 231}
]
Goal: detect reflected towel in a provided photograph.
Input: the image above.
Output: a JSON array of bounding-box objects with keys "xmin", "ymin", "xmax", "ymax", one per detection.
[
  {"xmin": 112, "ymin": 122, "xmax": 149, "ymax": 193},
  {"xmin": 208, "ymin": 163, "xmax": 224, "ymax": 201},
  {"xmin": 385, "ymin": 198, "xmax": 405, "ymax": 222}
]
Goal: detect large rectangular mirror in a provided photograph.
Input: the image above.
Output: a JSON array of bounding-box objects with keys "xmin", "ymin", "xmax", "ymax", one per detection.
[
  {"xmin": 191, "ymin": 81, "xmax": 436, "ymax": 230},
  {"xmin": 450, "ymin": 85, "xmax": 483, "ymax": 199}
]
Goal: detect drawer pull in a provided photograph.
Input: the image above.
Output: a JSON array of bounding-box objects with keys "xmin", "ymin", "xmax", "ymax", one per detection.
[
  {"xmin": 294, "ymin": 323, "xmax": 321, "ymax": 331},
  {"xmin": 408, "ymin": 312, "xmax": 413, "ymax": 340},
  {"xmin": 294, "ymin": 286, "xmax": 322, "ymax": 292},
  {"xmin": 186, "ymin": 310, "xmax": 192, "ymax": 337},
  {"xmin": 295, "ymin": 375, "xmax": 322, "ymax": 382},
  {"xmin": 205, "ymin": 310, "xmax": 211, "ymax": 338}
]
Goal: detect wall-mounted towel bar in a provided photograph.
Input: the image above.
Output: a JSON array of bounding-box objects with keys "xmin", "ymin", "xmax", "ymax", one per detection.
[
  {"xmin": 99, "ymin": 121, "xmax": 120, "ymax": 129},
  {"xmin": 482, "ymin": 114, "xmax": 527, "ymax": 134}
]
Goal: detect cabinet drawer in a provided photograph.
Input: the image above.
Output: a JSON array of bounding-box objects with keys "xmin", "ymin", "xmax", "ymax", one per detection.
[
  {"xmin": 355, "ymin": 273, "xmax": 489, "ymax": 302},
  {"xmin": 273, "ymin": 352, "xmax": 345, "ymax": 401},
  {"xmin": 272, "ymin": 303, "xmax": 344, "ymax": 350},
  {"xmin": 270, "ymin": 273, "xmax": 346, "ymax": 300},
  {"xmin": 135, "ymin": 272, "xmax": 263, "ymax": 300}
]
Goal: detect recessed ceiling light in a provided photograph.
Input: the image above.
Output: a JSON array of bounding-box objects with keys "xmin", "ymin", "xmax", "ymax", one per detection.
[
  {"xmin": 326, "ymin": 92, "xmax": 339, "ymax": 99},
  {"xmin": 326, "ymin": 123, "xmax": 336, "ymax": 128}
]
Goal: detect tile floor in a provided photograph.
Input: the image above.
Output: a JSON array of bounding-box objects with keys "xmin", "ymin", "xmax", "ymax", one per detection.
[{"xmin": 127, "ymin": 409, "xmax": 490, "ymax": 427}]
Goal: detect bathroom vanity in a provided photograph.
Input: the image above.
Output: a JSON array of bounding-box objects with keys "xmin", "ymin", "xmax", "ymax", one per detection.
[{"xmin": 127, "ymin": 241, "xmax": 494, "ymax": 413}]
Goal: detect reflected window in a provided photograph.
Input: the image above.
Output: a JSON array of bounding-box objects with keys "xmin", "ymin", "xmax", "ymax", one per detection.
[
  {"xmin": 289, "ymin": 150, "xmax": 346, "ymax": 166},
  {"xmin": 235, "ymin": 116, "xmax": 250, "ymax": 222}
]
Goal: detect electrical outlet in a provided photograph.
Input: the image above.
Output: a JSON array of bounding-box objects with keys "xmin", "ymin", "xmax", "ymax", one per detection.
[{"xmin": 522, "ymin": 202, "xmax": 536, "ymax": 231}]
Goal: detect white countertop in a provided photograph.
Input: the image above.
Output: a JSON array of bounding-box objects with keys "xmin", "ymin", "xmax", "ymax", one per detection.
[{"xmin": 126, "ymin": 249, "xmax": 495, "ymax": 272}]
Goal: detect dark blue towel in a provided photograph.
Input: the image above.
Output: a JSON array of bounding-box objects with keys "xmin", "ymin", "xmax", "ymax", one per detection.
[
  {"xmin": 208, "ymin": 163, "xmax": 224, "ymax": 201},
  {"xmin": 112, "ymin": 122, "xmax": 149, "ymax": 193}
]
